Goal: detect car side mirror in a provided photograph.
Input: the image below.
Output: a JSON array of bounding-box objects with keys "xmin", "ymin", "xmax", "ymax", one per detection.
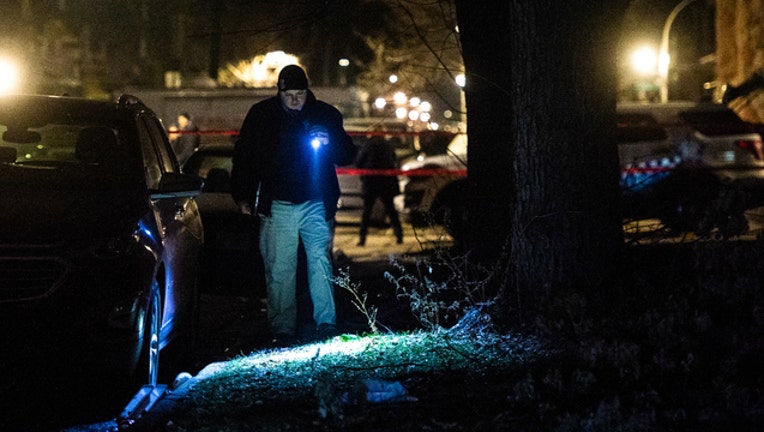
[{"xmin": 152, "ymin": 172, "xmax": 203, "ymax": 199}]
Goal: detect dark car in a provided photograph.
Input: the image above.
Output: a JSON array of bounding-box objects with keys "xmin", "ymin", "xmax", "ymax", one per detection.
[
  {"xmin": 182, "ymin": 141, "xmax": 265, "ymax": 295},
  {"xmin": 0, "ymin": 94, "xmax": 203, "ymax": 421},
  {"xmin": 401, "ymin": 102, "xmax": 764, "ymax": 243},
  {"xmin": 399, "ymin": 132, "xmax": 468, "ymax": 240},
  {"xmin": 617, "ymin": 101, "xmax": 764, "ymax": 234}
]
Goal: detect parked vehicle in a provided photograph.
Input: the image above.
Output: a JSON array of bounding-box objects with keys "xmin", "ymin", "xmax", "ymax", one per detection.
[
  {"xmin": 400, "ymin": 132, "xmax": 468, "ymax": 239},
  {"xmin": 0, "ymin": 94, "xmax": 203, "ymax": 400},
  {"xmin": 336, "ymin": 119, "xmax": 450, "ymax": 215},
  {"xmin": 618, "ymin": 101, "xmax": 764, "ymax": 234},
  {"xmin": 400, "ymin": 102, "xmax": 764, "ymax": 243},
  {"xmin": 182, "ymin": 141, "xmax": 265, "ymax": 295}
]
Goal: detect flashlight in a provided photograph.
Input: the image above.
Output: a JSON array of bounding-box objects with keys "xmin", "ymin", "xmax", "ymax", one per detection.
[
  {"xmin": 311, "ymin": 137, "xmax": 322, "ymax": 150},
  {"xmin": 308, "ymin": 125, "xmax": 329, "ymax": 150}
]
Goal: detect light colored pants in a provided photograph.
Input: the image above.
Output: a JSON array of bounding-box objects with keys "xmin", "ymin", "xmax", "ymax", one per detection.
[{"xmin": 259, "ymin": 199, "xmax": 335, "ymax": 335}]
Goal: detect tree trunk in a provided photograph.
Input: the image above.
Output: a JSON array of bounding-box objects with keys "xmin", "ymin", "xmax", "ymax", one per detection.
[
  {"xmin": 715, "ymin": 0, "xmax": 764, "ymax": 87},
  {"xmin": 716, "ymin": 0, "xmax": 764, "ymax": 123},
  {"xmin": 454, "ymin": 1, "xmax": 628, "ymax": 316}
]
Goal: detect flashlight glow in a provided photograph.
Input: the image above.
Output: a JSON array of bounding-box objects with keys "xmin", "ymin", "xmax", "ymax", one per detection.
[{"xmin": 311, "ymin": 138, "xmax": 321, "ymax": 150}]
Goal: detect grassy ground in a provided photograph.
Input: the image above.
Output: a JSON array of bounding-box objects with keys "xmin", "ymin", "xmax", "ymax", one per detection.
[{"xmin": 164, "ymin": 238, "xmax": 763, "ymax": 431}]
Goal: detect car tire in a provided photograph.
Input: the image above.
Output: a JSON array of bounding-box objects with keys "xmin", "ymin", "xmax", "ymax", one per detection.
[
  {"xmin": 443, "ymin": 202, "xmax": 468, "ymax": 247},
  {"xmin": 654, "ymin": 170, "xmax": 720, "ymax": 235},
  {"xmin": 134, "ymin": 283, "xmax": 161, "ymax": 387},
  {"xmin": 434, "ymin": 180, "xmax": 470, "ymax": 247}
]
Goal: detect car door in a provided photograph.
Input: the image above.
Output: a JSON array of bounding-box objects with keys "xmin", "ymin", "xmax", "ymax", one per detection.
[{"xmin": 137, "ymin": 113, "xmax": 202, "ymax": 345}]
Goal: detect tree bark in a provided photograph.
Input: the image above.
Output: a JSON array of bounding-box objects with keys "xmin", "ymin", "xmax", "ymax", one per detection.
[
  {"xmin": 716, "ymin": 0, "xmax": 764, "ymax": 123},
  {"xmin": 716, "ymin": 0, "xmax": 764, "ymax": 87},
  {"xmin": 454, "ymin": 0, "xmax": 628, "ymax": 315}
]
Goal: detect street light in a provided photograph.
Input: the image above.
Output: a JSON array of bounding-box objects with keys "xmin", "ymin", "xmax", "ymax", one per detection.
[
  {"xmin": 338, "ymin": 58, "xmax": 349, "ymax": 86},
  {"xmin": 0, "ymin": 57, "xmax": 20, "ymax": 94},
  {"xmin": 631, "ymin": 46, "xmax": 658, "ymax": 76},
  {"xmin": 658, "ymin": 0, "xmax": 700, "ymax": 102},
  {"xmin": 374, "ymin": 97, "xmax": 386, "ymax": 110}
]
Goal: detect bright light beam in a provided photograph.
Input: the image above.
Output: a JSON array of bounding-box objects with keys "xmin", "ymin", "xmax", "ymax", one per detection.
[{"xmin": 0, "ymin": 58, "xmax": 19, "ymax": 94}]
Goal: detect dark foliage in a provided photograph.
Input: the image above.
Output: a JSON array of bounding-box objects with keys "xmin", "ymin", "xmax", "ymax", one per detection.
[{"xmin": 512, "ymin": 239, "xmax": 764, "ymax": 430}]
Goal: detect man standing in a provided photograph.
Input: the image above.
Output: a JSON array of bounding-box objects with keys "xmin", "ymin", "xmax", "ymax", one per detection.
[
  {"xmin": 170, "ymin": 112, "xmax": 200, "ymax": 166},
  {"xmin": 355, "ymin": 135, "xmax": 403, "ymax": 246},
  {"xmin": 231, "ymin": 65, "xmax": 356, "ymax": 345}
]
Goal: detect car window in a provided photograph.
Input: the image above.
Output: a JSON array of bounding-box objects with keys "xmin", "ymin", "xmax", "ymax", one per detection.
[
  {"xmin": 0, "ymin": 118, "xmax": 142, "ymax": 188},
  {"xmin": 616, "ymin": 113, "xmax": 668, "ymax": 143},
  {"xmin": 185, "ymin": 154, "xmax": 233, "ymax": 179},
  {"xmin": 678, "ymin": 109, "xmax": 757, "ymax": 136},
  {"xmin": 137, "ymin": 120, "xmax": 163, "ymax": 189},
  {"xmin": 138, "ymin": 113, "xmax": 181, "ymax": 190},
  {"xmin": 0, "ymin": 123, "xmax": 125, "ymax": 164},
  {"xmin": 1, "ymin": 123, "xmax": 76, "ymax": 163},
  {"xmin": 143, "ymin": 116, "xmax": 177, "ymax": 173}
]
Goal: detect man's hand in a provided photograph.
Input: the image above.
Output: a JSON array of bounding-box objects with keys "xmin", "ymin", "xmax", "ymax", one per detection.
[
  {"xmin": 309, "ymin": 125, "xmax": 329, "ymax": 146},
  {"xmin": 238, "ymin": 201, "xmax": 253, "ymax": 215}
]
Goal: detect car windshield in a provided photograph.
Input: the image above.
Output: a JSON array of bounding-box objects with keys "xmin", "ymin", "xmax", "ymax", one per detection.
[
  {"xmin": 2, "ymin": 123, "xmax": 104, "ymax": 161},
  {"xmin": 0, "ymin": 116, "xmax": 140, "ymax": 190}
]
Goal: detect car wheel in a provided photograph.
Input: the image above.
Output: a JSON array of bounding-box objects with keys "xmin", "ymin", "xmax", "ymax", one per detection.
[
  {"xmin": 654, "ymin": 170, "xmax": 720, "ymax": 235},
  {"xmin": 135, "ymin": 283, "xmax": 161, "ymax": 387},
  {"xmin": 443, "ymin": 201, "xmax": 468, "ymax": 247},
  {"xmin": 434, "ymin": 180, "xmax": 470, "ymax": 246}
]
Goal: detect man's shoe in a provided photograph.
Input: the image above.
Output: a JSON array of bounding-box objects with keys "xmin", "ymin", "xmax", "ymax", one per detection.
[{"xmin": 317, "ymin": 323, "xmax": 340, "ymax": 340}]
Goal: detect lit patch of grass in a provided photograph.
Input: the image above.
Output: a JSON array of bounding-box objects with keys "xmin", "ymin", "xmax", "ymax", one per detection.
[{"xmin": 179, "ymin": 327, "xmax": 544, "ymax": 429}]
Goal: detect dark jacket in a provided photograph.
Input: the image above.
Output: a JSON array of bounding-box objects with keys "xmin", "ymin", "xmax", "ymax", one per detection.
[
  {"xmin": 355, "ymin": 135, "xmax": 400, "ymax": 196},
  {"xmin": 230, "ymin": 90, "xmax": 356, "ymax": 220}
]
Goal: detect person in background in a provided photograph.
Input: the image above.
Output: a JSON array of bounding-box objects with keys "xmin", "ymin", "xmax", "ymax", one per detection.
[
  {"xmin": 170, "ymin": 112, "xmax": 200, "ymax": 166},
  {"xmin": 355, "ymin": 135, "xmax": 403, "ymax": 246},
  {"xmin": 230, "ymin": 65, "xmax": 356, "ymax": 346}
]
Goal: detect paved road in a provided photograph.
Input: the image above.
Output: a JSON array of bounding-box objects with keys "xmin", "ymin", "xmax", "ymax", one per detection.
[
  {"xmin": 332, "ymin": 209, "xmax": 453, "ymax": 261},
  {"xmin": 623, "ymin": 207, "xmax": 764, "ymax": 244}
]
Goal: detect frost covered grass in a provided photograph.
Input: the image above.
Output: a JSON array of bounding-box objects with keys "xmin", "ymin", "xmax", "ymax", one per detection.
[{"xmin": 178, "ymin": 324, "xmax": 544, "ymax": 430}]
